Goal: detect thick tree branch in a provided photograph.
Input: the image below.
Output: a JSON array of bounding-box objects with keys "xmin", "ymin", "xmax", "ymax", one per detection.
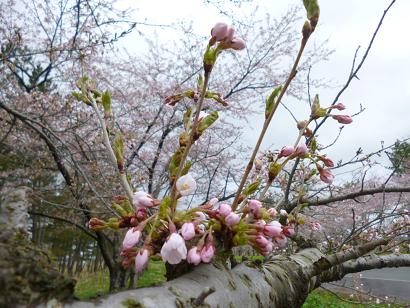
[
  {"xmin": 287, "ymin": 186, "xmax": 410, "ymax": 211},
  {"xmin": 320, "ymin": 253, "xmax": 410, "ymax": 284}
]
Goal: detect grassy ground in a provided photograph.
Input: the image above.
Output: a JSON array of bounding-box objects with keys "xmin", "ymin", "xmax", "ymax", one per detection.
[
  {"xmin": 74, "ymin": 260, "xmax": 165, "ymax": 299},
  {"xmin": 74, "ymin": 262, "xmax": 404, "ymax": 307}
]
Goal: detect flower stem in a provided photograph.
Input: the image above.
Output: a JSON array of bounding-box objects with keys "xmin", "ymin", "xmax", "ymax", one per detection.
[
  {"xmin": 169, "ymin": 72, "xmax": 211, "ymax": 212},
  {"xmin": 232, "ymin": 37, "xmax": 309, "ymax": 211},
  {"xmin": 90, "ymin": 98, "xmax": 134, "ymax": 203}
]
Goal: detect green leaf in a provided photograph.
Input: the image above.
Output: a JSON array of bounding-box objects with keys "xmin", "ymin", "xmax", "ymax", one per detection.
[
  {"xmin": 243, "ymin": 179, "xmax": 261, "ymax": 196},
  {"xmin": 197, "ymin": 111, "xmax": 219, "ymax": 134},
  {"xmin": 101, "ymin": 90, "xmax": 112, "ymax": 116}
]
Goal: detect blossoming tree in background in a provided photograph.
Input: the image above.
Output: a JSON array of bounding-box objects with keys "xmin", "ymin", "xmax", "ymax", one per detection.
[
  {"xmin": 1, "ymin": 0, "xmax": 410, "ymax": 306},
  {"xmin": 72, "ymin": 0, "xmax": 408, "ymax": 306}
]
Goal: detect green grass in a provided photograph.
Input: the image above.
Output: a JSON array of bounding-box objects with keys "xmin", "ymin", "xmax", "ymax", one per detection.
[
  {"xmin": 303, "ymin": 289, "xmax": 403, "ymax": 308},
  {"xmin": 75, "ymin": 263, "xmax": 405, "ymax": 307},
  {"xmin": 136, "ymin": 260, "xmax": 166, "ymax": 288},
  {"xmin": 74, "ymin": 269, "xmax": 109, "ymax": 299},
  {"xmin": 74, "ymin": 260, "xmax": 166, "ymax": 299}
]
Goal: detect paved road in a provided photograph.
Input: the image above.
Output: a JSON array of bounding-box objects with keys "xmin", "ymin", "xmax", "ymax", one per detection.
[{"xmin": 325, "ymin": 267, "xmax": 410, "ymax": 303}]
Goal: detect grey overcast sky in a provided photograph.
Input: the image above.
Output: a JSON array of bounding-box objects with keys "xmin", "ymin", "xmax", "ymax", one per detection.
[{"xmin": 117, "ymin": 0, "xmax": 410, "ymax": 180}]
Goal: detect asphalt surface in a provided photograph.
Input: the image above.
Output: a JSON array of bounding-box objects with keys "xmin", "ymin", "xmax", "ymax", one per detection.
[{"xmin": 325, "ymin": 267, "xmax": 410, "ymax": 304}]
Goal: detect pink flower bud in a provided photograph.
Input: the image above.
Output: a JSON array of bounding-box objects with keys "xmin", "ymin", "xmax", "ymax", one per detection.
[
  {"xmin": 225, "ymin": 212, "xmax": 240, "ymax": 227},
  {"xmin": 122, "ymin": 228, "xmax": 141, "ymax": 250},
  {"xmin": 89, "ymin": 218, "xmax": 106, "ymax": 230},
  {"xmin": 160, "ymin": 233, "xmax": 187, "ymax": 264},
  {"xmin": 187, "ymin": 247, "xmax": 202, "ymax": 265},
  {"xmin": 332, "ymin": 115, "xmax": 352, "ymax": 124},
  {"xmin": 211, "ymin": 22, "xmax": 228, "ymax": 41},
  {"xmin": 255, "ymin": 220, "xmax": 266, "ymax": 228},
  {"xmin": 200, "ymin": 242, "xmax": 215, "ymax": 263},
  {"xmin": 263, "ymin": 221, "xmax": 282, "ymax": 237},
  {"xmin": 295, "ymin": 144, "xmax": 308, "ymax": 156},
  {"xmin": 136, "ymin": 207, "xmax": 147, "ymax": 220},
  {"xmin": 278, "ymin": 146, "xmax": 295, "ymax": 158},
  {"xmin": 318, "ymin": 167, "xmax": 334, "ymax": 184},
  {"xmin": 135, "ymin": 249, "xmax": 149, "ymax": 273},
  {"xmin": 248, "ymin": 199, "xmax": 262, "ymax": 216},
  {"xmin": 180, "ymin": 222, "xmax": 196, "ymax": 241},
  {"xmin": 280, "ymin": 209, "xmax": 288, "ymax": 217},
  {"xmin": 219, "ymin": 203, "xmax": 232, "ymax": 217},
  {"xmin": 133, "ymin": 191, "xmax": 155, "ymax": 208},
  {"xmin": 255, "ymin": 234, "xmax": 270, "ymax": 248},
  {"xmin": 194, "ymin": 211, "xmax": 207, "ymax": 221},
  {"xmin": 260, "ymin": 241, "xmax": 274, "ymax": 256},
  {"xmin": 230, "ymin": 37, "xmax": 246, "ymax": 50},
  {"xmin": 209, "ymin": 197, "xmax": 219, "ymax": 207},
  {"xmin": 267, "ymin": 208, "xmax": 278, "ymax": 218},
  {"xmin": 319, "ymin": 156, "xmax": 335, "ymax": 168},
  {"xmin": 333, "ymin": 103, "xmax": 346, "ymax": 111},
  {"xmin": 225, "ymin": 26, "xmax": 235, "ymax": 42},
  {"xmin": 282, "ymin": 224, "xmax": 295, "ymax": 237}
]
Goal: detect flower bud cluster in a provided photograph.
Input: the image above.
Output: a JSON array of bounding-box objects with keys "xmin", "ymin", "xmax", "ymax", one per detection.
[
  {"xmin": 204, "ymin": 22, "xmax": 245, "ymax": 73},
  {"xmin": 90, "ymin": 171, "xmax": 300, "ymax": 276}
]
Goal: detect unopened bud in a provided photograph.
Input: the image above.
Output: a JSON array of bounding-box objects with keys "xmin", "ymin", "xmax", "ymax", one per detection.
[
  {"xmin": 268, "ymin": 162, "xmax": 282, "ymax": 181},
  {"xmin": 302, "ymin": 20, "xmax": 312, "ymax": 39}
]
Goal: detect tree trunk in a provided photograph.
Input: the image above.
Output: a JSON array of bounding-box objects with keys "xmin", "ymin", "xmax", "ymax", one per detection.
[{"xmin": 108, "ymin": 264, "xmax": 128, "ymax": 291}]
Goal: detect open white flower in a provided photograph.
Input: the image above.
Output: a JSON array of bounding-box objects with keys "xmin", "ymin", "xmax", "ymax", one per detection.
[
  {"xmin": 160, "ymin": 233, "xmax": 187, "ymax": 264},
  {"xmin": 176, "ymin": 173, "xmax": 197, "ymax": 196}
]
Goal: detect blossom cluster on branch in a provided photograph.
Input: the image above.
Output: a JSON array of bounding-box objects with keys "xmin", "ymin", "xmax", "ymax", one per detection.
[{"xmin": 80, "ymin": 1, "xmax": 376, "ymax": 276}]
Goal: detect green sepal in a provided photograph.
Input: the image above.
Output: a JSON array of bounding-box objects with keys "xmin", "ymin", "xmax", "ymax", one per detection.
[
  {"xmin": 298, "ymin": 203, "xmax": 309, "ymax": 212},
  {"xmin": 209, "ymin": 219, "xmax": 222, "ymax": 232},
  {"xmin": 183, "ymin": 107, "xmax": 192, "ymax": 130},
  {"xmin": 265, "ymin": 86, "xmax": 282, "ymax": 119},
  {"xmin": 118, "ymin": 197, "xmax": 134, "ymax": 215},
  {"xmin": 71, "ymin": 91, "xmax": 88, "ymax": 103},
  {"xmin": 168, "ymin": 148, "xmax": 184, "ymax": 181},
  {"xmin": 76, "ymin": 76, "xmax": 95, "ymax": 93},
  {"xmin": 197, "ymin": 111, "xmax": 219, "ymax": 134},
  {"xmin": 310, "ymin": 138, "xmax": 318, "ymax": 152},
  {"xmin": 203, "ymin": 45, "xmax": 218, "ymax": 67},
  {"xmin": 197, "ymin": 74, "xmax": 204, "ymax": 91},
  {"xmin": 233, "ymin": 232, "xmax": 248, "ymax": 246},
  {"xmin": 243, "ymin": 179, "xmax": 261, "ymax": 196},
  {"xmin": 303, "ymin": 0, "xmax": 320, "ymax": 27},
  {"xmin": 205, "ymin": 91, "xmax": 228, "ymax": 106},
  {"xmin": 181, "ymin": 160, "xmax": 192, "ymax": 176},
  {"xmin": 101, "ymin": 90, "xmax": 112, "ymax": 116},
  {"xmin": 268, "ymin": 162, "xmax": 282, "ymax": 181},
  {"xmin": 106, "ymin": 217, "xmax": 120, "ymax": 229},
  {"xmin": 311, "ymin": 94, "xmax": 320, "ymax": 117},
  {"xmin": 111, "ymin": 202, "xmax": 128, "ymax": 217},
  {"xmin": 159, "ymin": 196, "xmax": 171, "ymax": 220},
  {"xmin": 114, "ymin": 133, "xmax": 124, "ymax": 171}
]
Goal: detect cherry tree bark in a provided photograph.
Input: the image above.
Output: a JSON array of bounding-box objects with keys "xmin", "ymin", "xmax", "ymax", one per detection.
[{"xmin": 64, "ymin": 246, "xmax": 410, "ymax": 308}]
